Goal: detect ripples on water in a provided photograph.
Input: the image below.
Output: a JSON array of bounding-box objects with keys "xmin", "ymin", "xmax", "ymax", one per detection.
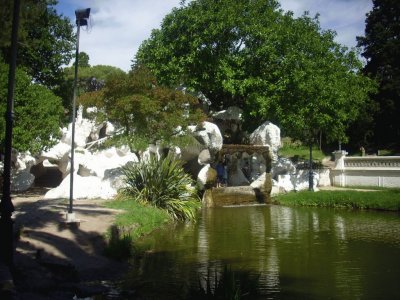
[{"xmin": 125, "ymin": 205, "xmax": 400, "ymax": 299}]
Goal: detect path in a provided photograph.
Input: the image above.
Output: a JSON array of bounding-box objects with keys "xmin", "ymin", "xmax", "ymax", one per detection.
[{"xmin": 2, "ymin": 188, "xmax": 128, "ymax": 300}]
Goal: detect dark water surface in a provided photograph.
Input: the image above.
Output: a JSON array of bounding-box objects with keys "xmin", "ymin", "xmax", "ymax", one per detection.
[{"xmin": 126, "ymin": 205, "xmax": 400, "ymax": 299}]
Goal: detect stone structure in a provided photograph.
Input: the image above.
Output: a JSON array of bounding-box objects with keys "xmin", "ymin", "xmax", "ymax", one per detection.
[
  {"xmin": 202, "ymin": 144, "xmax": 273, "ymax": 206},
  {"xmin": 331, "ymin": 151, "xmax": 400, "ymax": 188}
]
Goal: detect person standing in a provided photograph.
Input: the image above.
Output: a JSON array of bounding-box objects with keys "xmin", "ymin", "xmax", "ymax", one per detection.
[{"xmin": 216, "ymin": 161, "xmax": 224, "ymax": 187}]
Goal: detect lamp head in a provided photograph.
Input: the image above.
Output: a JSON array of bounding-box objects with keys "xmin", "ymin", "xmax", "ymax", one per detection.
[{"xmin": 75, "ymin": 8, "xmax": 90, "ymax": 25}]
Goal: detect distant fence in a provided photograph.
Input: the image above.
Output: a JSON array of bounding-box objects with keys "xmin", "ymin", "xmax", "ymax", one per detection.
[{"xmin": 331, "ymin": 151, "xmax": 400, "ymax": 188}]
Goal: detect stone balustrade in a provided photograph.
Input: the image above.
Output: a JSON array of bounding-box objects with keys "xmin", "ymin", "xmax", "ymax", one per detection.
[
  {"xmin": 331, "ymin": 151, "xmax": 400, "ymax": 188},
  {"xmin": 343, "ymin": 156, "xmax": 400, "ymax": 168}
]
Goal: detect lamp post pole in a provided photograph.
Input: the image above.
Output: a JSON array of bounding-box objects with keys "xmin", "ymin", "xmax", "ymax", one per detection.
[
  {"xmin": 67, "ymin": 8, "xmax": 90, "ymax": 222},
  {"xmin": 0, "ymin": 0, "xmax": 20, "ymax": 266}
]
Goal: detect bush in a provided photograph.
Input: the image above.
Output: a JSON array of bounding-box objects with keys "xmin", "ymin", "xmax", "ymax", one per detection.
[{"xmin": 121, "ymin": 155, "xmax": 201, "ymax": 221}]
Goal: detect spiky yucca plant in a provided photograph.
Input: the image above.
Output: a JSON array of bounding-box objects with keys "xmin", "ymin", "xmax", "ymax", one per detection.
[{"xmin": 121, "ymin": 154, "xmax": 201, "ymax": 221}]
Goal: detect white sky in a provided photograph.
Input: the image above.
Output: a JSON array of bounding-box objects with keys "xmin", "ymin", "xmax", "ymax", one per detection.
[{"xmin": 56, "ymin": 0, "xmax": 373, "ymax": 72}]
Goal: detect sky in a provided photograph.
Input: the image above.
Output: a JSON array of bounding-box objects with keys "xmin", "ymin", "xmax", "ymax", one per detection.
[{"xmin": 55, "ymin": 0, "xmax": 373, "ymax": 72}]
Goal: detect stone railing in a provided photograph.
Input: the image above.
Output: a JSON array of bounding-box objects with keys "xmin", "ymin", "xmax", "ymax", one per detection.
[
  {"xmin": 331, "ymin": 151, "xmax": 400, "ymax": 188},
  {"xmin": 344, "ymin": 156, "xmax": 400, "ymax": 168}
]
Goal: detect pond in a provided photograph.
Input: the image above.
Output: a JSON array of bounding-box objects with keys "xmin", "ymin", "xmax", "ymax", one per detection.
[{"xmin": 126, "ymin": 205, "xmax": 400, "ymax": 299}]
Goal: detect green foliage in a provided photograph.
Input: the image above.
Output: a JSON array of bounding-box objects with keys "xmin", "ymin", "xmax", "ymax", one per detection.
[
  {"xmin": 0, "ymin": 0, "xmax": 75, "ymax": 88},
  {"xmin": 121, "ymin": 155, "xmax": 201, "ymax": 221},
  {"xmin": 357, "ymin": 0, "xmax": 400, "ymax": 148},
  {"xmin": 279, "ymin": 137, "xmax": 327, "ymax": 162},
  {"xmin": 104, "ymin": 198, "xmax": 172, "ymax": 260},
  {"xmin": 273, "ymin": 189, "xmax": 400, "ymax": 211},
  {"xmin": 79, "ymin": 65, "xmax": 205, "ymax": 146},
  {"xmin": 136, "ymin": 0, "xmax": 375, "ymax": 146},
  {"xmin": 0, "ymin": 61, "xmax": 63, "ymax": 153},
  {"xmin": 106, "ymin": 197, "xmax": 172, "ymax": 239},
  {"xmin": 59, "ymin": 58, "xmax": 126, "ymax": 118}
]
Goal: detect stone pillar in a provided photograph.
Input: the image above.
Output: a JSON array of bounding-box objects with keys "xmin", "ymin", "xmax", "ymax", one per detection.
[{"xmin": 333, "ymin": 150, "xmax": 348, "ymax": 186}]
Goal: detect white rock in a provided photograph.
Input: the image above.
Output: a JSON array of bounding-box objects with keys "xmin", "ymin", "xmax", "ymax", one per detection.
[
  {"xmin": 41, "ymin": 142, "xmax": 71, "ymax": 162},
  {"xmin": 274, "ymin": 170, "xmax": 319, "ymax": 193},
  {"xmin": 15, "ymin": 152, "xmax": 36, "ymax": 172},
  {"xmin": 169, "ymin": 146, "xmax": 182, "ymax": 160},
  {"xmin": 77, "ymin": 147, "xmax": 138, "ymax": 178},
  {"xmin": 191, "ymin": 121, "xmax": 223, "ymax": 155},
  {"xmin": 271, "ymin": 157, "xmax": 296, "ymax": 179},
  {"xmin": 250, "ymin": 121, "xmax": 281, "ymax": 159},
  {"xmin": 44, "ymin": 173, "xmax": 117, "ymax": 200},
  {"xmin": 250, "ymin": 172, "xmax": 267, "ymax": 189},
  {"xmin": 197, "ymin": 164, "xmax": 217, "ymax": 190},
  {"xmin": 62, "ymin": 118, "xmax": 95, "ymax": 147}
]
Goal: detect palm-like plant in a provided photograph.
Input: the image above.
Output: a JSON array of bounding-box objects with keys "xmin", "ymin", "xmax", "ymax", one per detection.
[{"xmin": 121, "ymin": 154, "xmax": 201, "ymax": 221}]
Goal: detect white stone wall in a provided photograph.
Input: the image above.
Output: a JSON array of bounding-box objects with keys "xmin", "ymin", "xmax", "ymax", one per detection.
[{"xmin": 331, "ymin": 152, "xmax": 400, "ymax": 188}]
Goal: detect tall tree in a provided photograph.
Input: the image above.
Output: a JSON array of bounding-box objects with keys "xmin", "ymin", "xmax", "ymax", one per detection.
[
  {"xmin": 357, "ymin": 0, "xmax": 400, "ymax": 148},
  {"xmin": 0, "ymin": 61, "xmax": 64, "ymax": 154},
  {"xmin": 136, "ymin": 0, "xmax": 375, "ymax": 146},
  {"xmin": 0, "ymin": 0, "xmax": 75, "ymax": 88},
  {"xmin": 58, "ymin": 53, "xmax": 126, "ymax": 115}
]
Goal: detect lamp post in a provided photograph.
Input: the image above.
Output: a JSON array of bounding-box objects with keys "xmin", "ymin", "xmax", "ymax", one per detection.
[
  {"xmin": 0, "ymin": 0, "xmax": 20, "ymax": 267},
  {"xmin": 67, "ymin": 8, "xmax": 90, "ymax": 223}
]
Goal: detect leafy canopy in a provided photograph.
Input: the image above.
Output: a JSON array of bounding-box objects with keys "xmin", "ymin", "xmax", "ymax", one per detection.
[
  {"xmin": 0, "ymin": 61, "xmax": 64, "ymax": 154},
  {"xmin": 136, "ymin": 0, "xmax": 375, "ymax": 145},
  {"xmin": 0, "ymin": 0, "xmax": 75, "ymax": 89},
  {"xmin": 79, "ymin": 66, "xmax": 205, "ymax": 148},
  {"xmin": 357, "ymin": 0, "xmax": 400, "ymax": 148}
]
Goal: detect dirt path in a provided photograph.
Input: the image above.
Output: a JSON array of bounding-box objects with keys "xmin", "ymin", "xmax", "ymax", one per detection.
[{"xmin": 9, "ymin": 188, "xmax": 129, "ymax": 299}]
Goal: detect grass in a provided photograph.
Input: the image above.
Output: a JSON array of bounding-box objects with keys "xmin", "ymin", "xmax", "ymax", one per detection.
[
  {"xmin": 105, "ymin": 196, "xmax": 172, "ymax": 239},
  {"xmin": 103, "ymin": 196, "xmax": 172, "ymax": 260},
  {"xmin": 273, "ymin": 189, "xmax": 400, "ymax": 211},
  {"xmin": 279, "ymin": 137, "xmax": 327, "ymax": 162}
]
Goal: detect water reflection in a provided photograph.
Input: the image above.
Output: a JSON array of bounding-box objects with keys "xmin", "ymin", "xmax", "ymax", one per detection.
[{"xmin": 127, "ymin": 205, "xmax": 400, "ymax": 299}]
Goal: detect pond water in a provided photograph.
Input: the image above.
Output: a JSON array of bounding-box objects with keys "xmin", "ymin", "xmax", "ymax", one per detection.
[{"xmin": 126, "ymin": 205, "xmax": 400, "ymax": 299}]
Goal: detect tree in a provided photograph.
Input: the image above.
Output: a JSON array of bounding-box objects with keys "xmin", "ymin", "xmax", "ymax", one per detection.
[
  {"xmin": 136, "ymin": 0, "xmax": 375, "ymax": 147},
  {"xmin": 58, "ymin": 54, "xmax": 126, "ymax": 116},
  {"xmin": 0, "ymin": 61, "xmax": 64, "ymax": 154},
  {"xmin": 357, "ymin": 0, "xmax": 400, "ymax": 148},
  {"xmin": 0, "ymin": 0, "xmax": 75, "ymax": 88},
  {"xmin": 79, "ymin": 66, "xmax": 205, "ymax": 149}
]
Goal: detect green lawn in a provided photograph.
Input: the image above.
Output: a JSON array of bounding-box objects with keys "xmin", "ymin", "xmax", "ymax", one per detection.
[
  {"xmin": 105, "ymin": 197, "xmax": 172, "ymax": 239},
  {"xmin": 273, "ymin": 189, "xmax": 400, "ymax": 211},
  {"xmin": 103, "ymin": 197, "xmax": 172, "ymax": 260}
]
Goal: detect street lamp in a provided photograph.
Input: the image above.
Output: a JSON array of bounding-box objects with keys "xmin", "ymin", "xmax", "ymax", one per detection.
[
  {"xmin": 0, "ymin": 0, "xmax": 20, "ymax": 267},
  {"xmin": 67, "ymin": 8, "xmax": 90, "ymax": 223}
]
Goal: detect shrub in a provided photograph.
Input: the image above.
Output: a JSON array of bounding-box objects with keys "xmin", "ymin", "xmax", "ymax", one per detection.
[{"xmin": 121, "ymin": 154, "xmax": 201, "ymax": 221}]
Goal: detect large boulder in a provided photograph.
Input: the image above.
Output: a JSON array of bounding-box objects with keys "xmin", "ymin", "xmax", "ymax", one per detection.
[
  {"xmin": 249, "ymin": 121, "xmax": 281, "ymax": 159},
  {"xmin": 11, "ymin": 171, "xmax": 35, "ymax": 192},
  {"xmin": 189, "ymin": 121, "xmax": 223, "ymax": 157}
]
